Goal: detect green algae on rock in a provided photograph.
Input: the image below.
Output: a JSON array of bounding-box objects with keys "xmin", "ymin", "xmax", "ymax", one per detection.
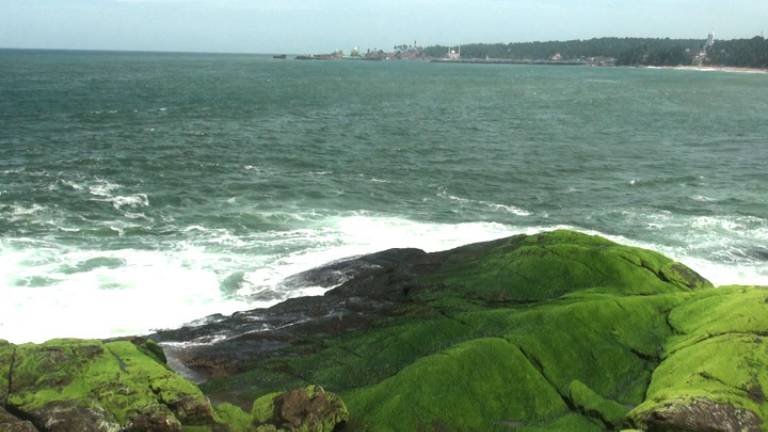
[
  {"xmin": 3, "ymin": 338, "xmax": 216, "ymax": 431},
  {"xmin": 251, "ymin": 385, "xmax": 349, "ymax": 432},
  {"xmin": 181, "ymin": 231, "xmax": 766, "ymax": 431},
  {"xmin": 4, "ymin": 230, "xmax": 768, "ymax": 431},
  {"xmin": 0, "ymin": 338, "xmax": 349, "ymax": 432}
]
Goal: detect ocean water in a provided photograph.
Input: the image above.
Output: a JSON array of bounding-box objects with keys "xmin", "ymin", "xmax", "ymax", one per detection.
[{"xmin": 1, "ymin": 50, "xmax": 767, "ymax": 343}]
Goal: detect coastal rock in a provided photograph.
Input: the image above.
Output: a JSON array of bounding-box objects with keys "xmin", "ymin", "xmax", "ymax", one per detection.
[
  {"xmin": 0, "ymin": 339, "xmax": 218, "ymax": 431},
  {"xmin": 636, "ymin": 399, "xmax": 762, "ymax": 432},
  {"xmin": 0, "ymin": 407, "xmax": 37, "ymax": 432},
  {"xmin": 154, "ymin": 230, "xmax": 711, "ymax": 383},
  {"xmin": 251, "ymin": 386, "xmax": 349, "ymax": 432},
  {"xmin": 151, "ymin": 230, "xmax": 739, "ymax": 431},
  {"xmin": 569, "ymin": 380, "xmax": 629, "ymax": 428},
  {"xmin": 21, "ymin": 401, "xmax": 120, "ymax": 432},
  {"xmin": 628, "ymin": 285, "xmax": 768, "ymax": 432},
  {"xmin": 6, "ymin": 230, "xmax": 768, "ymax": 431}
]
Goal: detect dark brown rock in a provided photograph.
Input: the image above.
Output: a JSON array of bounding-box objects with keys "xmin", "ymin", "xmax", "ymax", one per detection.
[
  {"xmin": 252, "ymin": 386, "xmax": 349, "ymax": 432},
  {"xmin": 641, "ymin": 399, "xmax": 762, "ymax": 432},
  {"xmin": 25, "ymin": 401, "xmax": 119, "ymax": 432},
  {"xmin": 0, "ymin": 407, "xmax": 38, "ymax": 432},
  {"xmin": 152, "ymin": 248, "xmax": 431, "ymax": 380},
  {"xmin": 125, "ymin": 405, "xmax": 181, "ymax": 432}
]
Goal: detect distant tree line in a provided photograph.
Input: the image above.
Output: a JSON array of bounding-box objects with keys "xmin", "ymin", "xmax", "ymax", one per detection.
[
  {"xmin": 424, "ymin": 37, "xmax": 768, "ymax": 68},
  {"xmin": 706, "ymin": 37, "xmax": 768, "ymax": 68}
]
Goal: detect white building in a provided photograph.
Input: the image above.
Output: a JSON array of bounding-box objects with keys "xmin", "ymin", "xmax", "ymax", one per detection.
[{"xmin": 447, "ymin": 46, "xmax": 461, "ymax": 60}]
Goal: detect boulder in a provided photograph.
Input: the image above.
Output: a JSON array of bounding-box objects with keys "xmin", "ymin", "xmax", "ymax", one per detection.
[
  {"xmin": 251, "ymin": 386, "xmax": 349, "ymax": 432},
  {"xmin": 0, "ymin": 406, "xmax": 37, "ymax": 432},
  {"xmin": 636, "ymin": 399, "xmax": 762, "ymax": 432},
  {"xmin": 1, "ymin": 339, "xmax": 217, "ymax": 431}
]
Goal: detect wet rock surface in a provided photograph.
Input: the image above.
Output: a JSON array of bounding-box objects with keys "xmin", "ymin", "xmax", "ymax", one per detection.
[{"xmin": 153, "ymin": 247, "xmax": 434, "ymax": 379}]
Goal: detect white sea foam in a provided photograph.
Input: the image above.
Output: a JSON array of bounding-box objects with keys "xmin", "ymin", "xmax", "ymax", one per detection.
[
  {"xmin": 0, "ymin": 241, "xmax": 255, "ymax": 344},
  {"xmin": 8, "ymin": 204, "xmax": 46, "ymax": 216},
  {"xmin": 2, "ymin": 214, "xmax": 766, "ymax": 344},
  {"xmin": 437, "ymin": 190, "xmax": 531, "ymax": 216},
  {"xmin": 1, "ymin": 204, "xmax": 47, "ymax": 223},
  {"xmin": 84, "ymin": 179, "xmax": 150, "ymax": 210},
  {"xmin": 88, "ymin": 179, "xmax": 121, "ymax": 197},
  {"xmin": 481, "ymin": 202, "xmax": 531, "ymax": 216},
  {"xmin": 109, "ymin": 194, "xmax": 150, "ymax": 210},
  {"xmin": 0, "ymin": 215, "xmax": 519, "ymax": 343},
  {"xmin": 690, "ymin": 195, "xmax": 716, "ymax": 202}
]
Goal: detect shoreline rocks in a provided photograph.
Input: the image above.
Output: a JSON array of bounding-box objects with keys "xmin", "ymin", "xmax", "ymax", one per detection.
[{"xmin": 3, "ymin": 230, "xmax": 768, "ymax": 431}]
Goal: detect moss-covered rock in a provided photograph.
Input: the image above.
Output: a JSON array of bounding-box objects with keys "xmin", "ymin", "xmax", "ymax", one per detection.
[
  {"xmin": 4, "ymin": 231, "xmax": 768, "ymax": 431},
  {"xmin": 251, "ymin": 386, "xmax": 348, "ymax": 432},
  {"xmin": 569, "ymin": 380, "xmax": 629, "ymax": 428},
  {"xmin": 183, "ymin": 231, "xmax": 768, "ymax": 431},
  {"xmin": 420, "ymin": 229, "xmax": 711, "ymax": 303},
  {"xmin": 2, "ymin": 339, "xmax": 218, "ymax": 431},
  {"xmin": 629, "ymin": 286, "xmax": 768, "ymax": 431},
  {"xmin": 0, "ymin": 341, "xmax": 13, "ymax": 406}
]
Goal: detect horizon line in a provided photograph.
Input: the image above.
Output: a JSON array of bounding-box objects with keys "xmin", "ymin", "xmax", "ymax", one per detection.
[{"xmin": 1, "ymin": 34, "xmax": 764, "ymax": 56}]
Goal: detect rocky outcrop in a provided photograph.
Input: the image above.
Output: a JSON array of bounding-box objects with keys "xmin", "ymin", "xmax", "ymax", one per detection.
[
  {"xmin": 636, "ymin": 399, "xmax": 762, "ymax": 432},
  {"xmin": 153, "ymin": 231, "xmax": 711, "ymax": 383},
  {"xmin": 0, "ymin": 338, "xmax": 348, "ymax": 432},
  {"xmin": 251, "ymin": 385, "xmax": 348, "ymax": 432},
  {"xmin": 4, "ymin": 230, "xmax": 768, "ymax": 431},
  {"xmin": 0, "ymin": 406, "xmax": 37, "ymax": 432},
  {"xmin": 1, "ymin": 338, "xmax": 216, "ymax": 431}
]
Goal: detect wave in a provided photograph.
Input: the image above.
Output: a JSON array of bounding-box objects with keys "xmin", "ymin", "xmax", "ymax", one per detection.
[
  {"xmin": 437, "ymin": 189, "xmax": 531, "ymax": 216},
  {"xmin": 690, "ymin": 195, "xmax": 716, "ymax": 203},
  {"xmin": 1, "ymin": 212, "xmax": 766, "ymax": 344},
  {"xmin": 0, "ymin": 214, "xmax": 519, "ymax": 343},
  {"xmin": 88, "ymin": 179, "xmax": 122, "ymax": 197}
]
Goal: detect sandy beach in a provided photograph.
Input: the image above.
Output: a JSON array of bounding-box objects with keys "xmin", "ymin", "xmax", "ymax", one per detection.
[{"xmin": 645, "ymin": 65, "xmax": 768, "ymax": 74}]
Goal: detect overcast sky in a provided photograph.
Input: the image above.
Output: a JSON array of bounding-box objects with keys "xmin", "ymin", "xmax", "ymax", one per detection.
[{"xmin": 1, "ymin": 0, "xmax": 766, "ymax": 54}]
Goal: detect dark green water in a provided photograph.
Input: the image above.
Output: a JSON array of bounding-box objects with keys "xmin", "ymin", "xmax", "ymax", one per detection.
[{"xmin": 1, "ymin": 50, "xmax": 767, "ymax": 342}]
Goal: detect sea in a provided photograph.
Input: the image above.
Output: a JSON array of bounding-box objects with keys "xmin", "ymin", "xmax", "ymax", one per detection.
[{"xmin": 1, "ymin": 49, "xmax": 767, "ymax": 343}]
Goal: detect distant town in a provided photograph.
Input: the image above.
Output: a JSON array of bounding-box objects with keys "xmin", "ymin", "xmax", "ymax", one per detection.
[
  {"xmin": 288, "ymin": 41, "xmax": 431, "ymax": 62},
  {"xmin": 283, "ymin": 41, "xmax": 594, "ymax": 65},
  {"xmin": 279, "ymin": 34, "xmax": 768, "ymax": 69}
]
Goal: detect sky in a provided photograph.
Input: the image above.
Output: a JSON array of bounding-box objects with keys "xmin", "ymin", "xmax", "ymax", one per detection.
[{"xmin": 0, "ymin": 0, "xmax": 766, "ymax": 54}]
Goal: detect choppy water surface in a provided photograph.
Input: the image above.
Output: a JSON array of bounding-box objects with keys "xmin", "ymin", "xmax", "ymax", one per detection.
[{"xmin": 1, "ymin": 50, "xmax": 767, "ymax": 342}]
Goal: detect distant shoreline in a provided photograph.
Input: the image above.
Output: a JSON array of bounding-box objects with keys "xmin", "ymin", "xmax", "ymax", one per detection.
[{"xmin": 643, "ymin": 65, "xmax": 768, "ymax": 74}]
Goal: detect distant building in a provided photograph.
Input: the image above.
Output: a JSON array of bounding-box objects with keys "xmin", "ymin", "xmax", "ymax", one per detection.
[
  {"xmin": 694, "ymin": 32, "xmax": 717, "ymax": 66},
  {"xmin": 706, "ymin": 32, "xmax": 716, "ymax": 49},
  {"xmin": 551, "ymin": 52, "xmax": 562, "ymax": 61},
  {"xmin": 446, "ymin": 46, "xmax": 461, "ymax": 61},
  {"xmin": 394, "ymin": 42, "xmax": 426, "ymax": 60},
  {"xmin": 364, "ymin": 49, "xmax": 388, "ymax": 61},
  {"xmin": 350, "ymin": 46, "xmax": 361, "ymax": 57}
]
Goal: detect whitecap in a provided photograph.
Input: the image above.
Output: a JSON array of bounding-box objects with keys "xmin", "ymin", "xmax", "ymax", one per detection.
[
  {"xmin": 437, "ymin": 190, "xmax": 530, "ymax": 216},
  {"xmin": 482, "ymin": 202, "xmax": 531, "ymax": 216},
  {"xmin": 8, "ymin": 204, "xmax": 46, "ymax": 216},
  {"xmin": 110, "ymin": 194, "xmax": 149, "ymax": 210},
  {"xmin": 61, "ymin": 180, "xmax": 85, "ymax": 191},
  {"xmin": 88, "ymin": 180, "xmax": 121, "ymax": 197}
]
